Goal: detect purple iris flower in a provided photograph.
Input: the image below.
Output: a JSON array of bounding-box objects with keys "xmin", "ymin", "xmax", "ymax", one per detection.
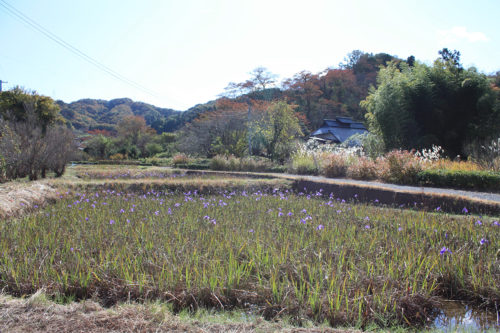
[{"xmin": 439, "ymin": 247, "xmax": 452, "ymax": 255}]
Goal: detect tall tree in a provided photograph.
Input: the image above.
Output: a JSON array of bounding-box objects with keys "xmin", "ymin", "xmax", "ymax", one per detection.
[
  {"xmin": 0, "ymin": 87, "xmax": 62, "ymax": 130},
  {"xmin": 282, "ymin": 71, "xmax": 322, "ymax": 125},
  {"xmin": 362, "ymin": 52, "xmax": 500, "ymax": 157},
  {"xmin": 257, "ymin": 101, "xmax": 303, "ymax": 161}
]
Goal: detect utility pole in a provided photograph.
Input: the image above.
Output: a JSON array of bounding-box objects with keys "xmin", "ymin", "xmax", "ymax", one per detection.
[
  {"xmin": 0, "ymin": 80, "xmax": 7, "ymax": 92},
  {"xmin": 247, "ymin": 102, "xmax": 252, "ymax": 156}
]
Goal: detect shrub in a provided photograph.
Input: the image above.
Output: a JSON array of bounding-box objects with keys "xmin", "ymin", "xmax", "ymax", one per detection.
[
  {"xmin": 239, "ymin": 156, "xmax": 275, "ymax": 172},
  {"xmin": 210, "ymin": 155, "xmax": 278, "ymax": 172},
  {"xmin": 172, "ymin": 153, "xmax": 191, "ymax": 166},
  {"xmin": 417, "ymin": 169, "xmax": 500, "ymax": 191},
  {"xmin": 109, "ymin": 153, "xmax": 126, "ymax": 161},
  {"xmin": 145, "ymin": 143, "xmax": 163, "ymax": 157},
  {"xmin": 378, "ymin": 150, "xmax": 423, "ymax": 184},
  {"xmin": 492, "ymin": 157, "xmax": 500, "ymax": 172},
  {"xmin": 346, "ymin": 156, "xmax": 378, "ymax": 180},
  {"xmin": 289, "ymin": 154, "xmax": 318, "ymax": 175},
  {"xmin": 320, "ymin": 154, "xmax": 348, "ymax": 178},
  {"xmin": 227, "ymin": 155, "xmax": 239, "ymax": 171},
  {"xmin": 210, "ymin": 155, "xmax": 229, "ymax": 171},
  {"xmin": 154, "ymin": 152, "xmax": 172, "ymax": 159},
  {"xmin": 145, "ymin": 157, "xmax": 171, "ymax": 166}
]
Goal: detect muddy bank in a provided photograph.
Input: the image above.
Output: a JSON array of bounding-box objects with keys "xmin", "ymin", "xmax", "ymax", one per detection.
[
  {"xmin": 293, "ymin": 179, "xmax": 500, "ymax": 216},
  {"xmin": 176, "ymin": 169, "xmax": 500, "ymax": 216}
]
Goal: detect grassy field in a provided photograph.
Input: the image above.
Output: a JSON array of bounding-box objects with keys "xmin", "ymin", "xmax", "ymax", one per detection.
[{"xmin": 1, "ymin": 168, "xmax": 498, "ymax": 330}]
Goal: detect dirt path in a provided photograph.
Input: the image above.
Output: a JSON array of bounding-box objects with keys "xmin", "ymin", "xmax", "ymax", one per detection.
[
  {"xmin": 179, "ymin": 169, "xmax": 500, "ymax": 215},
  {"xmin": 2, "ymin": 167, "xmax": 499, "ymax": 218}
]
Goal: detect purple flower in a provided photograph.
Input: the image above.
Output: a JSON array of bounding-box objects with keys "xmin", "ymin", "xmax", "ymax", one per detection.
[
  {"xmin": 300, "ymin": 218, "xmax": 306, "ymax": 224},
  {"xmin": 398, "ymin": 227, "xmax": 402, "ymax": 231},
  {"xmin": 174, "ymin": 203, "xmax": 181, "ymax": 207},
  {"xmin": 436, "ymin": 206, "xmax": 441, "ymax": 211},
  {"xmin": 85, "ymin": 217, "xmax": 89, "ymax": 221},
  {"xmin": 364, "ymin": 216, "xmax": 370, "ymax": 221},
  {"xmin": 287, "ymin": 212, "xmax": 293, "ymax": 216},
  {"xmin": 301, "ymin": 209, "xmax": 307, "ymax": 213},
  {"xmin": 278, "ymin": 212, "xmax": 284, "ymax": 217},
  {"xmin": 109, "ymin": 219, "xmax": 115, "ymax": 225},
  {"xmin": 480, "ymin": 238, "xmax": 488, "ymax": 245},
  {"xmin": 316, "ymin": 224, "xmax": 324, "ymax": 230},
  {"xmin": 249, "ymin": 229, "xmax": 254, "ymax": 233},
  {"xmin": 475, "ymin": 220, "xmax": 482, "ymax": 226},
  {"xmin": 120, "ymin": 209, "xmax": 125, "ymax": 213},
  {"xmin": 126, "ymin": 219, "xmax": 130, "ymax": 223},
  {"xmin": 70, "ymin": 247, "xmax": 74, "ymax": 251},
  {"xmin": 439, "ymin": 247, "xmax": 452, "ymax": 255},
  {"xmin": 365, "ymin": 225, "xmax": 370, "ymax": 229},
  {"xmin": 492, "ymin": 221, "xmax": 499, "ymax": 226},
  {"xmin": 154, "ymin": 210, "xmax": 160, "ymax": 216},
  {"xmin": 462, "ymin": 207, "xmax": 468, "ymax": 214}
]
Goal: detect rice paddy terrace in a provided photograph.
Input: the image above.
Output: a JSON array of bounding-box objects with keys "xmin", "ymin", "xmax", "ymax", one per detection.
[{"xmin": 0, "ymin": 165, "xmax": 498, "ymax": 331}]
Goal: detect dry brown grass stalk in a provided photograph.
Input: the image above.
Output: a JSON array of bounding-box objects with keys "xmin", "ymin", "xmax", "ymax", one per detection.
[
  {"xmin": 0, "ymin": 292, "xmax": 359, "ymax": 333},
  {"xmin": 0, "ymin": 181, "xmax": 58, "ymax": 219}
]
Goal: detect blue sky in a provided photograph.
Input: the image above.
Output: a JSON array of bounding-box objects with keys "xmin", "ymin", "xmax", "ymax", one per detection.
[{"xmin": 0, "ymin": 0, "xmax": 498, "ymax": 110}]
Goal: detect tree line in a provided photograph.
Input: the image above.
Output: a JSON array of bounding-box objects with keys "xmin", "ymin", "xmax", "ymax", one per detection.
[{"xmin": 181, "ymin": 49, "xmax": 500, "ymax": 160}]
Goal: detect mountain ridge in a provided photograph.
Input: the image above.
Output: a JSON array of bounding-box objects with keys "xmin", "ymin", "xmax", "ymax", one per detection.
[{"xmin": 57, "ymin": 97, "xmax": 216, "ymax": 134}]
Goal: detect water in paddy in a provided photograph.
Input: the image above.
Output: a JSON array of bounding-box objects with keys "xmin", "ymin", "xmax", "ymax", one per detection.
[{"xmin": 432, "ymin": 300, "xmax": 499, "ymax": 332}]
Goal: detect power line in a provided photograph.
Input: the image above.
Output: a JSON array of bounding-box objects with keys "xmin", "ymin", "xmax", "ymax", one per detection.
[{"xmin": 0, "ymin": 0, "xmax": 160, "ymax": 98}]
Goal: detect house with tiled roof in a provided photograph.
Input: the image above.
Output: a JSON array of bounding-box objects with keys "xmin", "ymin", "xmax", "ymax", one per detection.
[{"xmin": 310, "ymin": 117, "xmax": 368, "ymax": 144}]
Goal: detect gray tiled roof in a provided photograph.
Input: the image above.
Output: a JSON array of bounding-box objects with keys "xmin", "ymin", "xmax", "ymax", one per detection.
[{"xmin": 310, "ymin": 118, "xmax": 368, "ymax": 143}]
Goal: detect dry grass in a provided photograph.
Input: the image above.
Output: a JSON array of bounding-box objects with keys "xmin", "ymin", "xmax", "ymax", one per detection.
[
  {"xmin": 0, "ymin": 165, "xmax": 292, "ymax": 219},
  {"xmin": 0, "ymin": 180, "xmax": 58, "ymax": 219},
  {"xmin": 426, "ymin": 159, "xmax": 484, "ymax": 172},
  {"xmin": 0, "ymin": 292, "xmax": 359, "ymax": 333}
]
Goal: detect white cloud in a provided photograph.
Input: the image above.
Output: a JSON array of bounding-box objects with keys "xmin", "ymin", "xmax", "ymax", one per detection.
[{"xmin": 437, "ymin": 26, "xmax": 489, "ymax": 44}]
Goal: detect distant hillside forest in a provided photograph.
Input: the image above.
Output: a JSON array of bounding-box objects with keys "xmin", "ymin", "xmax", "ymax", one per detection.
[
  {"xmin": 57, "ymin": 50, "xmax": 410, "ymax": 135},
  {"xmin": 56, "ymin": 98, "xmax": 213, "ymax": 134}
]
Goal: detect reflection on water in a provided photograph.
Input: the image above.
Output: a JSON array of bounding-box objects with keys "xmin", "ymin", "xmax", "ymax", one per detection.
[{"xmin": 433, "ymin": 300, "xmax": 499, "ymax": 331}]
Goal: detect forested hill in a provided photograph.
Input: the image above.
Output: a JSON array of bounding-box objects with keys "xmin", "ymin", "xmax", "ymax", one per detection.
[{"xmin": 57, "ymin": 98, "xmax": 216, "ymax": 134}]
